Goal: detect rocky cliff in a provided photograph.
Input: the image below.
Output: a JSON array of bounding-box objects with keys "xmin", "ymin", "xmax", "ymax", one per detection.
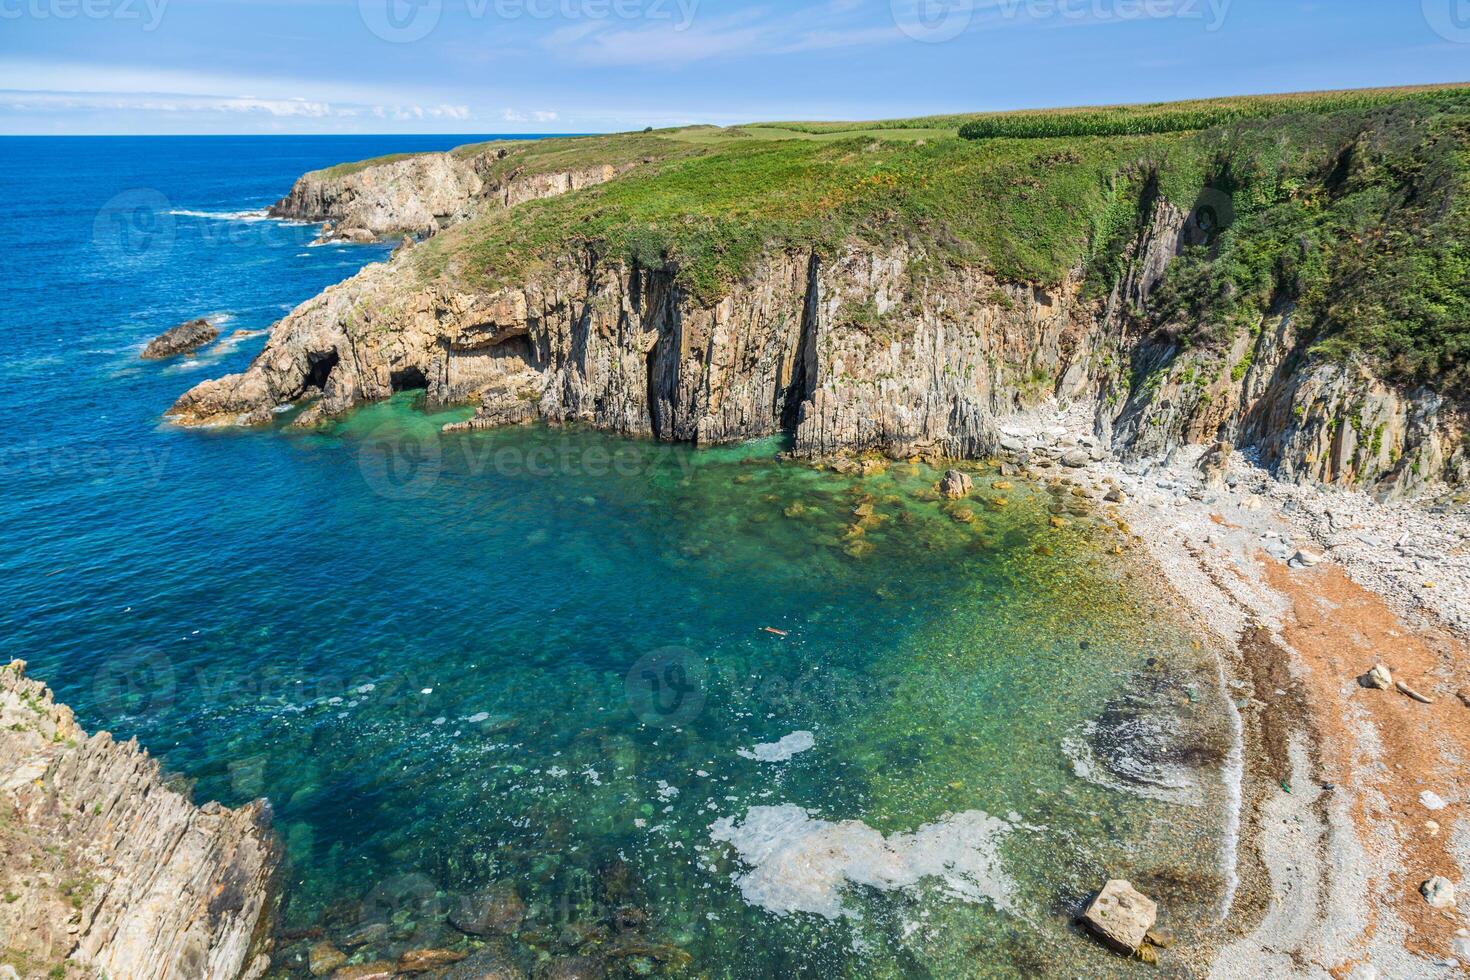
[
  {"xmin": 0, "ymin": 661, "xmax": 279, "ymax": 980},
  {"xmin": 269, "ymin": 144, "xmax": 626, "ymax": 244},
  {"xmin": 177, "ymin": 113, "xmax": 1469, "ymax": 499}
]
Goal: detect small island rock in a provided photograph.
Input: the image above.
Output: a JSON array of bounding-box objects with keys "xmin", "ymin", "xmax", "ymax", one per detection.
[{"xmin": 141, "ymin": 317, "xmax": 219, "ymax": 359}]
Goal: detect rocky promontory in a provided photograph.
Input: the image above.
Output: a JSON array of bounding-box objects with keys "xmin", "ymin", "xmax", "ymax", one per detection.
[
  {"xmin": 0, "ymin": 660, "xmax": 279, "ymax": 979},
  {"xmin": 175, "ymin": 92, "xmax": 1470, "ymax": 500},
  {"xmin": 269, "ymin": 141, "xmax": 631, "ymax": 244}
]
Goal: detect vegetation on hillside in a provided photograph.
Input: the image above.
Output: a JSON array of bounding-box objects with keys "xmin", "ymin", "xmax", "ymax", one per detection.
[
  {"xmin": 395, "ymin": 86, "xmax": 1470, "ymax": 397},
  {"xmin": 955, "ymin": 85, "xmax": 1468, "ymax": 140}
]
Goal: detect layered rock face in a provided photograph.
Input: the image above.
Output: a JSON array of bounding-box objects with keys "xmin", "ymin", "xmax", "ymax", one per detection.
[
  {"xmin": 167, "ymin": 244, "xmax": 1099, "ymax": 462},
  {"xmin": 0, "ymin": 661, "xmax": 279, "ymax": 980},
  {"xmin": 269, "ymin": 145, "xmax": 624, "ymax": 244},
  {"xmin": 176, "ymin": 157, "xmax": 1467, "ymax": 499}
]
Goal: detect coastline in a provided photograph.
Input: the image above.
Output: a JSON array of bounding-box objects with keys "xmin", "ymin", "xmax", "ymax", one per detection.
[{"xmin": 1001, "ymin": 402, "xmax": 1470, "ymax": 976}]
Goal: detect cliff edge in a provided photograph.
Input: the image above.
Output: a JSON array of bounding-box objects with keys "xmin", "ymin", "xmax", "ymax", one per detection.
[
  {"xmin": 176, "ymin": 90, "xmax": 1470, "ymax": 499},
  {"xmin": 0, "ymin": 661, "xmax": 279, "ymax": 980}
]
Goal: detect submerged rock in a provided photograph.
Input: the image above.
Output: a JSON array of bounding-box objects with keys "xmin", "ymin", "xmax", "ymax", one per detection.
[
  {"xmin": 450, "ymin": 883, "xmax": 526, "ymax": 936},
  {"xmin": 940, "ymin": 470, "xmax": 974, "ymax": 500},
  {"xmin": 397, "ymin": 948, "xmax": 469, "ymax": 973},
  {"xmin": 1082, "ymin": 880, "xmax": 1157, "ymax": 954},
  {"xmin": 141, "ymin": 317, "xmax": 219, "ymax": 359},
  {"xmin": 310, "ymin": 941, "xmax": 349, "ymax": 976}
]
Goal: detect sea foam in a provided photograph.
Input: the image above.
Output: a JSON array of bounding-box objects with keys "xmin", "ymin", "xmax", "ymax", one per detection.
[{"xmin": 709, "ymin": 804, "xmax": 1013, "ymax": 919}]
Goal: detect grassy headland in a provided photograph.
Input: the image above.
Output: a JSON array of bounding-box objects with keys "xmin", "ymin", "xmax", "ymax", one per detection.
[{"xmin": 383, "ymin": 85, "xmax": 1470, "ymax": 397}]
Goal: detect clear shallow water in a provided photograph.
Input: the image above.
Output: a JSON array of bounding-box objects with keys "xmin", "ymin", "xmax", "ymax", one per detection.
[{"xmin": 0, "ymin": 138, "xmax": 1237, "ymax": 978}]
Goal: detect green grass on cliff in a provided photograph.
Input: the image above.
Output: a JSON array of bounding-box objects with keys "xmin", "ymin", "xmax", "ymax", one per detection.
[{"xmin": 397, "ymin": 85, "xmax": 1470, "ymax": 397}]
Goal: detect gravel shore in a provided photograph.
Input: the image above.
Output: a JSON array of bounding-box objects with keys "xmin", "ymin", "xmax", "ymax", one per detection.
[{"xmin": 998, "ymin": 403, "xmax": 1470, "ymax": 978}]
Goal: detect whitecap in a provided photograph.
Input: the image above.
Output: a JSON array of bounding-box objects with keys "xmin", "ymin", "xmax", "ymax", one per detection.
[
  {"xmin": 168, "ymin": 208, "xmax": 272, "ymax": 222},
  {"xmin": 738, "ymin": 731, "xmax": 815, "ymax": 763},
  {"xmin": 709, "ymin": 804, "xmax": 1014, "ymax": 920}
]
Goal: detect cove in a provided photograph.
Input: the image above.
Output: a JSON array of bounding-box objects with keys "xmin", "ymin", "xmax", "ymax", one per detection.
[{"xmin": 150, "ymin": 396, "xmax": 1235, "ymax": 976}]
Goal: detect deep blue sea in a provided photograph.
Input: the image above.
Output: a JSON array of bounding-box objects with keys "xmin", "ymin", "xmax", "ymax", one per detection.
[{"xmin": 0, "ymin": 136, "xmax": 1240, "ymax": 978}]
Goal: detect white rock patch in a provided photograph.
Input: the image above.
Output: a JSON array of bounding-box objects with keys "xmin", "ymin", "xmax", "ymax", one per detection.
[{"xmin": 709, "ymin": 804, "xmax": 1013, "ymax": 919}]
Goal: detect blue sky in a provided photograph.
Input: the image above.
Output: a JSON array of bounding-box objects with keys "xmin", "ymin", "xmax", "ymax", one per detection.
[{"xmin": 2, "ymin": 0, "xmax": 1468, "ymax": 134}]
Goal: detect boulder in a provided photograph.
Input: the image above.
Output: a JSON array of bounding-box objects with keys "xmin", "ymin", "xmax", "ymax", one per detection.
[
  {"xmin": 1061, "ymin": 450, "xmax": 1090, "ymax": 469},
  {"xmin": 1082, "ymin": 880, "xmax": 1157, "ymax": 954},
  {"xmin": 449, "ymin": 883, "xmax": 525, "ymax": 936},
  {"xmin": 1422, "ymin": 877, "xmax": 1457, "ymax": 909},
  {"xmin": 1292, "ymin": 548, "xmax": 1326, "ymax": 568},
  {"xmin": 939, "ymin": 470, "xmax": 973, "ymax": 500},
  {"xmin": 309, "ymin": 941, "xmax": 349, "ymax": 977},
  {"xmin": 141, "ymin": 318, "xmax": 218, "ymax": 359}
]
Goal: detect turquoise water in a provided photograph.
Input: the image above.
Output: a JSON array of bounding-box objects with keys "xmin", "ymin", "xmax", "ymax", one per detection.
[{"xmin": 0, "ymin": 138, "xmax": 1236, "ymax": 977}]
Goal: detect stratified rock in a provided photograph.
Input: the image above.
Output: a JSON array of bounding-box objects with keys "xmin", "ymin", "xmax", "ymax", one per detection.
[
  {"xmin": 270, "ymin": 146, "xmax": 628, "ymax": 244},
  {"xmin": 173, "ymin": 144, "xmax": 1469, "ymax": 496},
  {"xmin": 0, "ymin": 660, "xmax": 279, "ymax": 980},
  {"xmin": 940, "ymin": 470, "xmax": 974, "ymax": 499},
  {"xmin": 141, "ymin": 317, "xmax": 218, "ymax": 359},
  {"xmin": 1422, "ymin": 876, "xmax": 1457, "ymax": 909},
  {"xmin": 1082, "ymin": 880, "xmax": 1158, "ymax": 954}
]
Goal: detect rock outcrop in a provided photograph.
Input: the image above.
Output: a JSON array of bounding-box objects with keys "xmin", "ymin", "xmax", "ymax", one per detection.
[
  {"xmin": 174, "ymin": 153, "xmax": 1468, "ymax": 499},
  {"xmin": 269, "ymin": 145, "xmax": 626, "ymax": 244},
  {"xmin": 141, "ymin": 317, "xmax": 219, "ymax": 360},
  {"xmin": 0, "ymin": 660, "xmax": 279, "ymax": 980}
]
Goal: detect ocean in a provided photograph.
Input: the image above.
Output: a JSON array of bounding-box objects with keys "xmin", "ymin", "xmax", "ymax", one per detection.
[{"xmin": 0, "ymin": 135, "xmax": 1238, "ymax": 977}]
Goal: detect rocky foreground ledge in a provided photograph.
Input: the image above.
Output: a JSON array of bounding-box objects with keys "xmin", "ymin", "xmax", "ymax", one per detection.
[{"xmin": 0, "ymin": 660, "xmax": 279, "ymax": 980}]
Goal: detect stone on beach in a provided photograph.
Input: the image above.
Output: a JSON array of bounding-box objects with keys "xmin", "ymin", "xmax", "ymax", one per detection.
[
  {"xmin": 1291, "ymin": 548, "xmax": 1326, "ymax": 568},
  {"xmin": 1061, "ymin": 450, "xmax": 1090, "ymax": 468},
  {"xmin": 1082, "ymin": 880, "xmax": 1157, "ymax": 954},
  {"xmin": 1422, "ymin": 877, "xmax": 1457, "ymax": 909}
]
